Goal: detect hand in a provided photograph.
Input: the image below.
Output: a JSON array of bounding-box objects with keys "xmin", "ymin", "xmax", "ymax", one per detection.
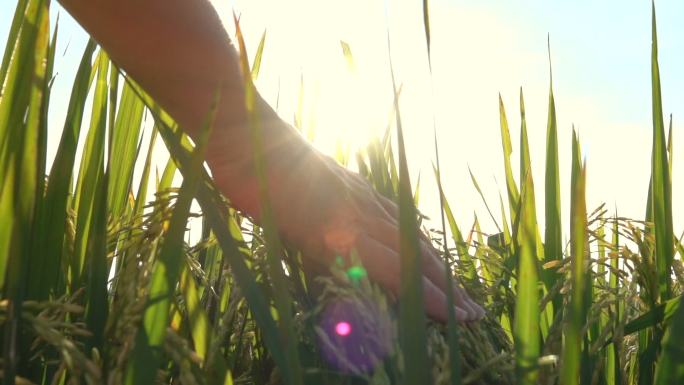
[
  {"xmin": 287, "ymin": 153, "xmax": 485, "ymax": 322},
  {"xmin": 211, "ymin": 114, "xmax": 485, "ymax": 322}
]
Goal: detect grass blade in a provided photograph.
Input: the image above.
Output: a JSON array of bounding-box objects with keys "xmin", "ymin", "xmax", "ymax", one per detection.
[
  {"xmin": 422, "ymin": 0, "xmax": 431, "ymax": 68},
  {"xmin": 251, "ymin": 30, "xmax": 266, "ymax": 80},
  {"xmin": 434, "ymin": 134, "xmax": 461, "ymax": 385},
  {"xmin": 82, "ymin": 49, "xmax": 110, "ymax": 353},
  {"xmin": 71, "ymin": 50, "xmax": 109, "ymax": 285},
  {"xmin": 468, "ymin": 167, "xmax": 501, "ymax": 232},
  {"xmin": 340, "ymin": 40, "xmax": 356, "ymax": 73},
  {"xmin": 233, "ymin": 15, "xmax": 303, "ymax": 384},
  {"xmin": 560, "ymin": 131, "xmax": 589, "ymax": 385},
  {"xmin": 125, "ymin": 73, "xmax": 290, "ymax": 384},
  {"xmin": 179, "ymin": 264, "xmax": 211, "ymax": 360},
  {"xmin": 433, "ymin": 168, "xmax": 475, "ymax": 280},
  {"xmin": 654, "ymin": 295, "xmax": 684, "ymax": 384},
  {"xmin": 125, "ymin": 91, "xmax": 216, "ymax": 385},
  {"xmin": 513, "ymin": 170, "xmax": 540, "ymax": 385},
  {"xmin": 388, "ymin": 34, "xmax": 431, "ymax": 384},
  {"xmin": 0, "ymin": 0, "xmax": 28, "ymax": 86},
  {"xmin": 0, "ymin": 0, "xmax": 49, "ymax": 380},
  {"xmin": 107, "ymin": 82, "xmax": 145, "ymax": 219},
  {"xmin": 499, "ymin": 95, "xmax": 520, "ymax": 225},
  {"xmin": 29, "ymin": 40, "xmax": 97, "ymax": 298},
  {"xmin": 649, "ymin": 2, "xmax": 674, "ymax": 303},
  {"xmin": 541, "ymin": 50, "xmax": 562, "ymax": 318}
]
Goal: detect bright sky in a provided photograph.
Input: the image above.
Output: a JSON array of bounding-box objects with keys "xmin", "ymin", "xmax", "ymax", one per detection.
[{"xmin": 1, "ymin": 0, "xmax": 683, "ymax": 239}]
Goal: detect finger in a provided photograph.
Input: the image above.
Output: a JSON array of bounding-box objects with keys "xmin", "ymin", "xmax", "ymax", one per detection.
[
  {"xmin": 373, "ymin": 190, "xmax": 399, "ymax": 221},
  {"xmin": 363, "ymin": 197, "xmax": 476, "ymax": 316},
  {"xmin": 354, "ymin": 233, "xmax": 470, "ymax": 322},
  {"xmin": 348, "ymin": 177, "xmax": 397, "ymax": 224},
  {"xmin": 452, "ymin": 280, "xmax": 486, "ymax": 320},
  {"xmin": 372, "ymin": 198, "xmax": 485, "ymax": 320},
  {"xmin": 422, "ymin": 248, "xmax": 483, "ymax": 321},
  {"xmin": 415, "ymin": 232, "xmax": 486, "ymax": 320},
  {"xmin": 453, "ymin": 276, "xmax": 485, "ymax": 319},
  {"xmin": 420, "ymin": 241, "xmax": 486, "ymax": 321},
  {"xmin": 369, "ymin": 218, "xmax": 483, "ymax": 321}
]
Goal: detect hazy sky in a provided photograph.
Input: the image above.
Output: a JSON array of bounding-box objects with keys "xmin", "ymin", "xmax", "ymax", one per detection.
[{"xmin": 1, "ymin": 0, "xmax": 682, "ymax": 238}]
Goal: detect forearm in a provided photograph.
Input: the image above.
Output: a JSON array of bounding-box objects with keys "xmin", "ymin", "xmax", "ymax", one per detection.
[
  {"xmin": 57, "ymin": 0, "xmax": 317, "ymax": 218},
  {"xmin": 58, "ymin": 0, "xmax": 242, "ymax": 136},
  {"xmin": 208, "ymin": 108, "xmax": 329, "ymax": 221}
]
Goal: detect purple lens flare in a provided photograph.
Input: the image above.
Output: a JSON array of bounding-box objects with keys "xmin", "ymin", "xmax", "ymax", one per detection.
[
  {"xmin": 335, "ymin": 321, "xmax": 352, "ymax": 336},
  {"xmin": 317, "ymin": 297, "xmax": 393, "ymax": 374}
]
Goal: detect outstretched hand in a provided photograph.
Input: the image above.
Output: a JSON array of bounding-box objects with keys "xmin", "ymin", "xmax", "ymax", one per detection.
[
  {"xmin": 210, "ymin": 111, "xmax": 485, "ymax": 322},
  {"xmin": 295, "ymin": 154, "xmax": 486, "ymax": 322}
]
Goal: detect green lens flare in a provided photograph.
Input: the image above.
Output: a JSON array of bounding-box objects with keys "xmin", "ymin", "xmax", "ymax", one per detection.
[{"xmin": 346, "ymin": 266, "xmax": 367, "ymax": 284}]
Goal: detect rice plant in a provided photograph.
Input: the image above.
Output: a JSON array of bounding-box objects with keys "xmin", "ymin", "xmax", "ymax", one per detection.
[{"xmin": 0, "ymin": 1, "xmax": 682, "ymax": 384}]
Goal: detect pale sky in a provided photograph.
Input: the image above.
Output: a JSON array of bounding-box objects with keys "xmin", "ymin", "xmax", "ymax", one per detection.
[{"xmin": 1, "ymin": 0, "xmax": 683, "ymax": 239}]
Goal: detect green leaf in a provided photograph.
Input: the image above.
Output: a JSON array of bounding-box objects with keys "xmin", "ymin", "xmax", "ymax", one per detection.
[
  {"xmin": 132, "ymin": 128, "xmax": 158, "ymax": 219},
  {"xmin": 82, "ymin": 50, "xmax": 111, "ymax": 352},
  {"xmin": 422, "ymin": 0, "xmax": 431, "ymax": 69},
  {"xmin": 433, "ymin": 134, "xmax": 461, "ymax": 385},
  {"xmin": 30, "ymin": 40, "xmax": 97, "ymax": 298},
  {"xmin": 560, "ymin": 131, "xmax": 588, "ymax": 385},
  {"xmin": 107, "ymin": 81, "xmax": 145, "ymax": 219},
  {"xmin": 0, "ymin": 1, "xmax": 50, "ymax": 380},
  {"xmin": 125, "ymin": 86, "xmax": 217, "ymax": 385},
  {"xmin": 123, "ymin": 74, "xmax": 288, "ymax": 384},
  {"xmin": 251, "ymin": 30, "xmax": 267, "ymax": 80},
  {"xmin": 606, "ymin": 212, "xmax": 623, "ymax": 385},
  {"xmin": 618, "ymin": 295, "xmax": 681, "ymax": 338},
  {"xmin": 649, "ymin": 2, "xmax": 674, "ymax": 303},
  {"xmin": 389, "ymin": 39, "xmax": 431, "ymax": 384},
  {"xmin": 468, "ymin": 166, "xmax": 501, "ymax": 232},
  {"xmin": 541, "ymin": 52, "xmax": 562, "ymax": 318},
  {"xmin": 340, "ymin": 40, "xmax": 356, "ymax": 73},
  {"xmin": 233, "ymin": 15, "xmax": 303, "ymax": 385},
  {"xmin": 0, "ymin": 0, "xmax": 28, "ymax": 87},
  {"xmin": 513, "ymin": 170, "xmax": 540, "ymax": 385},
  {"xmin": 498, "ymin": 94, "xmax": 520, "ymax": 226},
  {"xmin": 180, "ymin": 264, "xmax": 211, "ymax": 360},
  {"xmin": 71, "ymin": 50, "xmax": 109, "ymax": 285},
  {"xmin": 432, "ymin": 167, "xmax": 474, "ymax": 280},
  {"xmin": 655, "ymin": 295, "xmax": 684, "ymax": 384}
]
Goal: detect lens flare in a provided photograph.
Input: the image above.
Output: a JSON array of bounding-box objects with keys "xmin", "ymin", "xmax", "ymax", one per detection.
[
  {"xmin": 346, "ymin": 266, "xmax": 367, "ymax": 283},
  {"xmin": 317, "ymin": 298, "xmax": 393, "ymax": 373},
  {"xmin": 335, "ymin": 321, "xmax": 352, "ymax": 336}
]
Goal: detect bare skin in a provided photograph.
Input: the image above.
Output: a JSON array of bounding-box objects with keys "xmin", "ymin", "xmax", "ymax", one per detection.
[{"xmin": 57, "ymin": 0, "xmax": 485, "ymax": 322}]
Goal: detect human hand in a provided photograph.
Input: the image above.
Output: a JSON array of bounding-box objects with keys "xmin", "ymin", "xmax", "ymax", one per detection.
[
  {"xmin": 214, "ymin": 128, "xmax": 485, "ymax": 323},
  {"xmin": 287, "ymin": 154, "xmax": 485, "ymax": 322}
]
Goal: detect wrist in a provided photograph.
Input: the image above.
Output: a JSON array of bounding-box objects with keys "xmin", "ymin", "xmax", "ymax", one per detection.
[{"xmin": 205, "ymin": 111, "xmax": 324, "ymax": 219}]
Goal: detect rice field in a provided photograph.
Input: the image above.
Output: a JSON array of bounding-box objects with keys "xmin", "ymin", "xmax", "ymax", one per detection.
[{"xmin": 1, "ymin": 1, "xmax": 683, "ymax": 384}]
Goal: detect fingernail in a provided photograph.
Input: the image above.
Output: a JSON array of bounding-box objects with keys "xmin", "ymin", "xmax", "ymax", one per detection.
[
  {"xmin": 474, "ymin": 304, "xmax": 485, "ymax": 320},
  {"xmin": 453, "ymin": 306, "xmax": 468, "ymax": 321},
  {"xmin": 470, "ymin": 300, "xmax": 485, "ymax": 321}
]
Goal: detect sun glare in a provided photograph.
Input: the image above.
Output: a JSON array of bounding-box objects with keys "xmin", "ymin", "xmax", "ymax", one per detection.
[
  {"xmin": 215, "ymin": 0, "xmax": 398, "ymax": 158},
  {"xmin": 309, "ymin": 71, "xmax": 389, "ymax": 155},
  {"xmin": 214, "ymin": 0, "xmax": 684, "ymax": 232}
]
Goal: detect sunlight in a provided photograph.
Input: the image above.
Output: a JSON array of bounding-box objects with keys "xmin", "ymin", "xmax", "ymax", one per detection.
[
  {"xmin": 213, "ymin": 0, "xmax": 395, "ymax": 157},
  {"xmin": 308, "ymin": 67, "xmax": 389, "ymax": 155},
  {"xmin": 212, "ymin": 0, "xmax": 684, "ymax": 232}
]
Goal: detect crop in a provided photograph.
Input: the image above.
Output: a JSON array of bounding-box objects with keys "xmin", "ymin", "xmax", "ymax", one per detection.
[{"xmin": 0, "ymin": 1, "xmax": 682, "ymax": 384}]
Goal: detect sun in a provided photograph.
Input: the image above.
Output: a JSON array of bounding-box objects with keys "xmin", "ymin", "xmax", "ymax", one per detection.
[
  {"xmin": 306, "ymin": 67, "xmax": 391, "ymax": 157},
  {"xmin": 212, "ymin": 0, "xmax": 395, "ymax": 159}
]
